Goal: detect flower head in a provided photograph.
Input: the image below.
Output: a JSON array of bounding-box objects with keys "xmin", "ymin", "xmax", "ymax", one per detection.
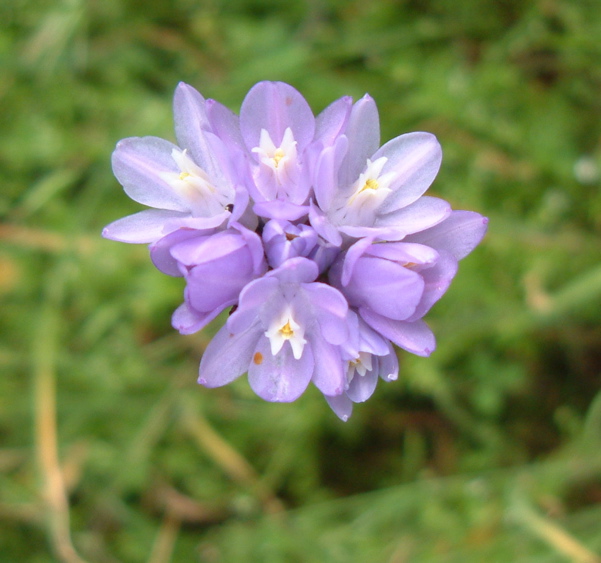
[{"xmin": 103, "ymin": 80, "xmax": 488, "ymax": 419}]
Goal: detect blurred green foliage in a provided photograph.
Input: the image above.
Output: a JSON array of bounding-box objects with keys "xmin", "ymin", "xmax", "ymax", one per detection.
[{"xmin": 2, "ymin": 0, "xmax": 601, "ymax": 561}]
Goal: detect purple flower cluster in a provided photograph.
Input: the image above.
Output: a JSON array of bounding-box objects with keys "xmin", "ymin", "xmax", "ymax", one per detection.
[{"xmin": 103, "ymin": 81, "xmax": 487, "ymax": 420}]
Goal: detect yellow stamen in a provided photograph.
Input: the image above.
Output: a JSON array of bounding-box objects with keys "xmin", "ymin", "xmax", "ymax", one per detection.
[
  {"xmin": 347, "ymin": 177, "xmax": 380, "ymax": 206},
  {"xmin": 280, "ymin": 321, "xmax": 294, "ymax": 338},
  {"xmin": 179, "ymin": 171, "xmax": 191, "ymax": 180},
  {"xmin": 361, "ymin": 178, "xmax": 379, "ymax": 191},
  {"xmin": 273, "ymin": 149, "xmax": 285, "ymax": 168}
]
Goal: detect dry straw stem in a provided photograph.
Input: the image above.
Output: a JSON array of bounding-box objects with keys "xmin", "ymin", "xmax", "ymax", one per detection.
[
  {"xmin": 180, "ymin": 400, "xmax": 285, "ymax": 514},
  {"xmin": 153, "ymin": 484, "xmax": 229, "ymax": 524},
  {"xmin": 516, "ymin": 502, "xmax": 600, "ymax": 563},
  {"xmin": 147, "ymin": 511, "xmax": 181, "ymax": 563},
  {"xmin": 34, "ymin": 266, "xmax": 87, "ymax": 563},
  {"xmin": 0, "ymin": 223, "xmax": 95, "ymax": 255}
]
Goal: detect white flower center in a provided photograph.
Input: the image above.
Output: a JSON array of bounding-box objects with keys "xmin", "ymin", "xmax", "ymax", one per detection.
[
  {"xmin": 252, "ymin": 128, "xmax": 298, "ymax": 190},
  {"xmin": 346, "ymin": 352, "xmax": 373, "ymax": 382},
  {"xmin": 161, "ymin": 149, "xmax": 231, "ymax": 216},
  {"xmin": 265, "ymin": 308, "xmax": 307, "ymax": 360},
  {"xmin": 332, "ymin": 157, "xmax": 396, "ymax": 226}
]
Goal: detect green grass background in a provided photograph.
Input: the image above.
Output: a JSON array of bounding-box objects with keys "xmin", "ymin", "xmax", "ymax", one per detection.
[{"xmin": 2, "ymin": 0, "xmax": 601, "ymax": 561}]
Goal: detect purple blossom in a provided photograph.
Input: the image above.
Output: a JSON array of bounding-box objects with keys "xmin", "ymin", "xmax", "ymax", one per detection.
[
  {"xmin": 325, "ymin": 312, "xmax": 399, "ymax": 421},
  {"xmin": 240, "ymin": 82, "xmax": 315, "ymax": 221},
  {"xmin": 150, "ymin": 223, "xmax": 267, "ymax": 334},
  {"xmin": 102, "ymin": 83, "xmax": 255, "ymax": 244},
  {"xmin": 198, "ymin": 258, "xmax": 350, "ymax": 402},
  {"xmin": 309, "ymin": 96, "xmax": 451, "ymax": 245},
  {"xmin": 103, "ymin": 80, "xmax": 488, "ymax": 420},
  {"xmin": 330, "ymin": 210, "xmax": 488, "ymax": 358}
]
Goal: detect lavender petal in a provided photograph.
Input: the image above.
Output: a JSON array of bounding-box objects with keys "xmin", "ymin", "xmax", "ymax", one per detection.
[
  {"xmin": 198, "ymin": 322, "xmax": 261, "ymax": 387},
  {"xmin": 405, "ymin": 210, "xmax": 489, "ymax": 260},
  {"xmin": 112, "ymin": 137, "xmax": 188, "ymax": 211},
  {"xmin": 359, "ymin": 309, "xmax": 436, "ymax": 357},
  {"xmin": 248, "ymin": 338, "xmax": 315, "ymax": 402}
]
